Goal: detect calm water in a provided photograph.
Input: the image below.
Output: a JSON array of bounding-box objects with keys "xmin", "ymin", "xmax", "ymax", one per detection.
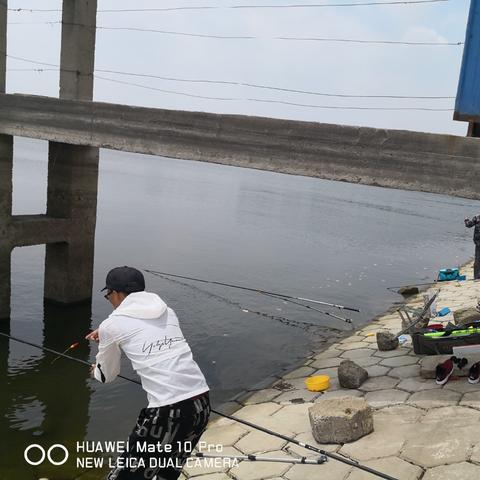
[{"xmin": 2, "ymin": 138, "xmax": 480, "ymax": 479}]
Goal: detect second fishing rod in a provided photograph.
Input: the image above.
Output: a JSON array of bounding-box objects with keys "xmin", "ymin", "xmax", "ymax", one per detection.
[
  {"xmin": 0, "ymin": 332, "xmax": 397, "ymax": 480},
  {"xmin": 144, "ymin": 269, "xmax": 359, "ymax": 324}
]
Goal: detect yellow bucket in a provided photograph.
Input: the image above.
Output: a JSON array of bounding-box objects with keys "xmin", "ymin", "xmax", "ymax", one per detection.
[{"xmin": 305, "ymin": 375, "xmax": 330, "ymax": 392}]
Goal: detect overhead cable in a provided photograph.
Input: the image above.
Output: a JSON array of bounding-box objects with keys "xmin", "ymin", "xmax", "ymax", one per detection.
[
  {"xmin": 8, "ymin": 21, "xmax": 464, "ymax": 46},
  {"xmin": 6, "ymin": 53, "xmax": 455, "ymax": 100},
  {"xmin": 96, "ymin": 75, "xmax": 454, "ymax": 111},
  {"xmin": 7, "ymin": 0, "xmax": 451, "ymax": 13}
]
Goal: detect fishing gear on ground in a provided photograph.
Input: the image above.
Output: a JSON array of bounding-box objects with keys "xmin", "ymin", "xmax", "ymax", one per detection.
[{"xmin": 0, "ymin": 332, "xmax": 397, "ymax": 480}]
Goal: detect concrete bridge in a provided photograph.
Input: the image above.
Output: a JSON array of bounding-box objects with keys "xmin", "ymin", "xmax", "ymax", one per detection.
[{"xmin": 0, "ymin": 0, "xmax": 479, "ymax": 320}]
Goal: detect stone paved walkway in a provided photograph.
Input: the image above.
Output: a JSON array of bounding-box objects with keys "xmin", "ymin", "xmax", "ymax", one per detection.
[{"xmin": 183, "ymin": 263, "xmax": 480, "ymax": 480}]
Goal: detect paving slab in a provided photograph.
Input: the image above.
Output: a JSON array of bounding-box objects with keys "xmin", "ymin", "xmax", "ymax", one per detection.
[
  {"xmin": 373, "ymin": 348, "xmax": 412, "ymax": 358},
  {"xmin": 271, "ymin": 403, "xmax": 313, "ymax": 434},
  {"xmin": 313, "ymin": 348, "xmax": 343, "ymax": 360},
  {"xmin": 401, "ymin": 424, "xmax": 472, "ymax": 467},
  {"xmin": 310, "ymin": 356, "xmax": 343, "ymax": 369},
  {"xmin": 407, "ymin": 389, "xmax": 460, "ymax": 409},
  {"xmin": 234, "ymin": 429, "xmax": 287, "ymax": 455},
  {"xmin": 318, "ymin": 389, "xmax": 365, "ymax": 400},
  {"xmin": 200, "ymin": 424, "xmax": 249, "ymax": 447},
  {"xmin": 339, "ymin": 427, "xmax": 407, "ymax": 461},
  {"xmin": 243, "ymin": 389, "xmax": 282, "ymax": 405},
  {"xmin": 387, "ymin": 364, "xmax": 421, "ymax": 378},
  {"xmin": 234, "ymin": 402, "xmax": 283, "ymax": 421},
  {"xmin": 284, "ymin": 460, "xmax": 352, "ymax": 480},
  {"xmin": 364, "ymin": 365, "xmax": 390, "ymax": 377},
  {"xmin": 310, "ymin": 367, "xmax": 340, "ymax": 379},
  {"xmin": 341, "ymin": 335, "xmax": 369, "ymax": 343},
  {"xmin": 443, "ymin": 379, "xmax": 480, "ymax": 394},
  {"xmin": 341, "ymin": 349, "xmax": 375, "ymax": 360},
  {"xmin": 469, "ymin": 443, "xmax": 480, "ymax": 463},
  {"xmin": 282, "ymin": 366, "xmax": 317, "ymax": 379},
  {"xmin": 373, "ymin": 405, "xmax": 425, "ymax": 426},
  {"xmin": 359, "ymin": 376, "xmax": 399, "ymax": 392},
  {"xmin": 337, "ymin": 341, "xmax": 372, "ymax": 351},
  {"xmin": 353, "ymin": 356, "xmax": 382, "ymax": 367},
  {"xmin": 364, "ymin": 389, "xmax": 410, "ymax": 408},
  {"xmin": 380, "ymin": 356, "xmax": 418, "ymax": 367},
  {"xmin": 460, "ymin": 391, "xmax": 480, "ymax": 409},
  {"xmin": 421, "ymin": 406, "xmax": 480, "ymax": 426},
  {"xmin": 422, "ymin": 462, "xmax": 480, "ymax": 480},
  {"xmin": 396, "ymin": 377, "xmax": 440, "ymax": 393},
  {"xmin": 346, "ymin": 456, "xmax": 422, "ymax": 480},
  {"xmin": 274, "ymin": 388, "xmax": 321, "ymax": 404}
]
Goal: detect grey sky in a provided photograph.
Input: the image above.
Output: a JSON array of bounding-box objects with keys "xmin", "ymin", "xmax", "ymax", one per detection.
[{"xmin": 5, "ymin": 0, "xmax": 472, "ymax": 135}]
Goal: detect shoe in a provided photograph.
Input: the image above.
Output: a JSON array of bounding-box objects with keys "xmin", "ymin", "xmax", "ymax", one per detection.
[
  {"xmin": 468, "ymin": 363, "xmax": 480, "ymax": 384},
  {"xmin": 435, "ymin": 358, "xmax": 454, "ymax": 385}
]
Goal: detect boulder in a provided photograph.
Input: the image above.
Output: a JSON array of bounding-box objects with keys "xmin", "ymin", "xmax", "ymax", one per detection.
[
  {"xmin": 398, "ymin": 286, "xmax": 420, "ymax": 296},
  {"xmin": 309, "ymin": 397, "xmax": 374, "ymax": 444},
  {"xmin": 453, "ymin": 307, "xmax": 480, "ymax": 326},
  {"xmin": 377, "ymin": 331, "xmax": 399, "ymax": 351},
  {"xmin": 338, "ymin": 360, "xmax": 368, "ymax": 389}
]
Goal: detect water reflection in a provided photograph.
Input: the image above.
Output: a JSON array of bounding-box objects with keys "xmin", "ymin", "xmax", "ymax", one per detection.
[{"xmin": 0, "ymin": 302, "xmax": 94, "ymax": 479}]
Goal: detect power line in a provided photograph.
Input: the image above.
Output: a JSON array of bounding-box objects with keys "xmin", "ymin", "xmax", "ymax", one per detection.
[
  {"xmin": 9, "ymin": 21, "xmax": 464, "ymax": 46},
  {"xmin": 6, "ymin": 54, "xmax": 455, "ymax": 100},
  {"xmin": 96, "ymin": 75, "xmax": 454, "ymax": 111},
  {"xmin": 249, "ymin": 97, "xmax": 453, "ymax": 110},
  {"xmin": 7, "ymin": 0, "xmax": 451, "ymax": 13},
  {"xmin": 6, "ymin": 66, "xmax": 454, "ymax": 111}
]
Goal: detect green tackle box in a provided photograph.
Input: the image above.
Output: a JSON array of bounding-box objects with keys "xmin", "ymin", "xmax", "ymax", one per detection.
[{"xmin": 412, "ymin": 328, "xmax": 480, "ymax": 355}]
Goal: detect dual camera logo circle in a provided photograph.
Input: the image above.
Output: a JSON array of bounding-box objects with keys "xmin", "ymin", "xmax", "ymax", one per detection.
[{"xmin": 24, "ymin": 444, "xmax": 69, "ymax": 466}]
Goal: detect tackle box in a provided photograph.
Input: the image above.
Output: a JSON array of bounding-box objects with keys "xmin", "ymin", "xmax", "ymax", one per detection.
[{"xmin": 412, "ymin": 326, "xmax": 480, "ymax": 355}]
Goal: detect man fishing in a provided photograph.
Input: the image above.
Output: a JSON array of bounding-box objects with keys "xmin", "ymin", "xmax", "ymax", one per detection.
[
  {"xmin": 465, "ymin": 215, "xmax": 480, "ymax": 280},
  {"xmin": 86, "ymin": 266, "xmax": 210, "ymax": 480}
]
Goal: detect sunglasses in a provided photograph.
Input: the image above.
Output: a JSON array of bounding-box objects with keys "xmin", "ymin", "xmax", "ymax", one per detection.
[{"xmin": 104, "ymin": 289, "xmax": 114, "ymax": 300}]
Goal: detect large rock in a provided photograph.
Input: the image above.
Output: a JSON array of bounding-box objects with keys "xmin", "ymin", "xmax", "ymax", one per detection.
[
  {"xmin": 453, "ymin": 307, "xmax": 480, "ymax": 326},
  {"xmin": 377, "ymin": 331, "xmax": 400, "ymax": 351},
  {"xmin": 398, "ymin": 286, "xmax": 420, "ymax": 296},
  {"xmin": 338, "ymin": 360, "xmax": 369, "ymax": 389},
  {"xmin": 309, "ymin": 397, "xmax": 374, "ymax": 444}
]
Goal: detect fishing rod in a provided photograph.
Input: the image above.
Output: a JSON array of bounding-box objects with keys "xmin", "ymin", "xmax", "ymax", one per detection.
[
  {"xmin": 144, "ymin": 269, "xmax": 361, "ymax": 313},
  {"xmin": 193, "ymin": 452, "xmax": 327, "ymax": 465},
  {"xmin": 0, "ymin": 332, "xmax": 397, "ymax": 480}
]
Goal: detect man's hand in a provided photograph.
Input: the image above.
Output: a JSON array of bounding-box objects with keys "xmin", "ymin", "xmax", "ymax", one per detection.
[
  {"xmin": 90, "ymin": 363, "xmax": 96, "ymax": 375},
  {"xmin": 85, "ymin": 329, "xmax": 99, "ymax": 342}
]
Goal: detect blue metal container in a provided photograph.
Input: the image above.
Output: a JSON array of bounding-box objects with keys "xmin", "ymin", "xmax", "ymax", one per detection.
[{"xmin": 455, "ymin": 0, "xmax": 480, "ymax": 122}]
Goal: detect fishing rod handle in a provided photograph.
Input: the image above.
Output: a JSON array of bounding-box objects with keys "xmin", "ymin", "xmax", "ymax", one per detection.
[{"xmin": 342, "ymin": 306, "xmax": 361, "ymax": 313}]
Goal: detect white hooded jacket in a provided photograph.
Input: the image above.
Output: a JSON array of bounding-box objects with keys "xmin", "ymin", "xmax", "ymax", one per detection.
[{"xmin": 93, "ymin": 291, "xmax": 209, "ymax": 407}]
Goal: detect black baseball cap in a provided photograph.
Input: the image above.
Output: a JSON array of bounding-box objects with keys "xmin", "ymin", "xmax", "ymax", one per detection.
[{"xmin": 101, "ymin": 266, "xmax": 145, "ymax": 294}]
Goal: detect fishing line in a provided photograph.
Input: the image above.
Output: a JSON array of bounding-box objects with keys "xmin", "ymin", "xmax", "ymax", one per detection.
[
  {"xmin": 144, "ymin": 268, "xmax": 360, "ymax": 312},
  {"xmin": 0, "ymin": 332, "xmax": 398, "ymax": 479},
  {"xmin": 147, "ymin": 270, "xmax": 343, "ymax": 332}
]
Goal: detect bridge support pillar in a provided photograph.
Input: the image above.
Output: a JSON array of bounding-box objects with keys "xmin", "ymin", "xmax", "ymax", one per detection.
[{"xmin": 44, "ymin": 0, "xmax": 99, "ymax": 306}]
